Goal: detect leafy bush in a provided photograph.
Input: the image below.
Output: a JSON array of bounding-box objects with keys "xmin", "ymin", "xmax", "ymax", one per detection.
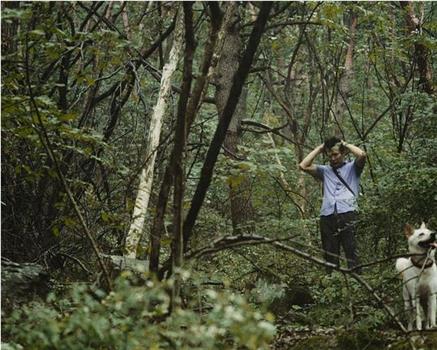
[{"xmin": 3, "ymin": 272, "xmax": 276, "ymax": 350}]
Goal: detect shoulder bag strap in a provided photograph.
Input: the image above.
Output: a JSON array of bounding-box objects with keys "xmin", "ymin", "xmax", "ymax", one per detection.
[{"xmin": 332, "ymin": 167, "xmax": 356, "ymax": 197}]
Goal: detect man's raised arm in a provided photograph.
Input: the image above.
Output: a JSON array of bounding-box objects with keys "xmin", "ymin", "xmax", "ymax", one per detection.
[
  {"xmin": 298, "ymin": 143, "xmax": 324, "ymax": 178},
  {"xmin": 342, "ymin": 141, "xmax": 367, "ymax": 169}
]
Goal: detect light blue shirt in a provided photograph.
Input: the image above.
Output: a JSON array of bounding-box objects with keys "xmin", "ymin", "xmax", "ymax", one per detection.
[{"xmin": 316, "ymin": 161, "xmax": 363, "ymax": 216}]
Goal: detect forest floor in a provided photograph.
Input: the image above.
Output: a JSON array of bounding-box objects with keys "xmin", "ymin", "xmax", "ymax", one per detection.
[{"xmin": 272, "ymin": 324, "xmax": 437, "ymax": 350}]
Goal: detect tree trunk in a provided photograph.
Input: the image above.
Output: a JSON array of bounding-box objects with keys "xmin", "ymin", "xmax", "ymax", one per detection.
[
  {"xmin": 182, "ymin": 2, "xmax": 273, "ymax": 252},
  {"xmin": 224, "ymin": 90, "xmax": 255, "ymax": 233},
  {"xmin": 149, "ymin": 3, "xmax": 222, "ymax": 274},
  {"xmin": 262, "ymin": 68, "xmax": 312, "ymax": 218},
  {"xmin": 171, "ymin": 2, "xmax": 195, "ymax": 308},
  {"xmin": 215, "ymin": 3, "xmax": 255, "ymax": 234},
  {"xmin": 124, "ymin": 10, "xmax": 184, "ymax": 259}
]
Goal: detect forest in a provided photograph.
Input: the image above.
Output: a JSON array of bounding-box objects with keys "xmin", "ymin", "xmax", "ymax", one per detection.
[{"xmin": 1, "ymin": 1, "xmax": 436, "ymax": 349}]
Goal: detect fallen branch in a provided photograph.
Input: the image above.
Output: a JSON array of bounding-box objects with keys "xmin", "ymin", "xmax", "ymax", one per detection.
[{"xmin": 186, "ymin": 233, "xmax": 409, "ymax": 335}]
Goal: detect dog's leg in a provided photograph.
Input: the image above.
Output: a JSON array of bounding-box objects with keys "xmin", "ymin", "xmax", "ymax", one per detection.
[
  {"xmin": 429, "ymin": 294, "xmax": 436, "ymax": 328},
  {"xmin": 403, "ymin": 286, "xmax": 414, "ymax": 331},
  {"xmin": 405, "ymin": 298, "xmax": 413, "ymax": 331},
  {"xmin": 415, "ymin": 296, "xmax": 423, "ymax": 330}
]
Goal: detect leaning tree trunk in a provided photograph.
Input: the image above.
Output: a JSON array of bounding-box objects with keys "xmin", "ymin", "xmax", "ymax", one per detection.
[
  {"xmin": 124, "ymin": 10, "xmax": 184, "ymax": 259},
  {"xmin": 215, "ymin": 2, "xmax": 255, "ymax": 235}
]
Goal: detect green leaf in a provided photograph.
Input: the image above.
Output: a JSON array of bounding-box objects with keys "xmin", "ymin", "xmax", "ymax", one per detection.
[
  {"xmin": 101, "ymin": 211, "xmax": 109, "ymax": 222},
  {"xmin": 58, "ymin": 113, "xmax": 77, "ymax": 122},
  {"xmin": 226, "ymin": 175, "xmax": 245, "ymax": 189},
  {"xmin": 52, "ymin": 226, "xmax": 60, "ymax": 237},
  {"xmin": 29, "ymin": 29, "xmax": 45, "ymax": 36}
]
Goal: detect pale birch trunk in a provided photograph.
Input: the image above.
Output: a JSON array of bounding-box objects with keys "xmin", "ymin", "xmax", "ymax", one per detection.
[{"xmin": 124, "ymin": 12, "xmax": 183, "ymax": 259}]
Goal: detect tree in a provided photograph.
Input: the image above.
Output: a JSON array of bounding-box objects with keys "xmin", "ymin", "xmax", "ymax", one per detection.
[
  {"xmin": 170, "ymin": 2, "xmax": 195, "ymax": 305},
  {"xmin": 182, "ymin": 2, "xmax": 273, "ymax": 252},
  {"xmin": 124, "ymin": 7, "xmax": 183, "ymax": 259},
  {"xmin": 149, "ymin": 2, "xmax": 222, "ymax": 274},
  {"xmin": 215, "ymin": 2, "xmax": 255, "ymax": 234}
]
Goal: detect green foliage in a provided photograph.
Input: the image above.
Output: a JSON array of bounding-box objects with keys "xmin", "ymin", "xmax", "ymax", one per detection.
[
  {"xmin": 1, "ymin": 1, "xmax": 156, "ymax": 262},
  {"xmin": 2, "ymin": 1, "xmax": 437, "ymax": 347},
  {"xmin": 304, "ymin": 270, "xmax": 397, "ymax": 330},
  {"xmin": 3, "ymin": 273, "xmax": 276, "ymax": 350}
]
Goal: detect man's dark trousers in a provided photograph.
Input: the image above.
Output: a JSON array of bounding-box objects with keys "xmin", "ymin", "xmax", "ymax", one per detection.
[{"xmin": 320, "ymin": 211, "xmax": 359, "ymax": 270}]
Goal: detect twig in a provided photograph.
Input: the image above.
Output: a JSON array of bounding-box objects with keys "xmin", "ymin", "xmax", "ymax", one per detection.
[
  {"xmin": 241, "ymin": 119, "xmax": 312, "ymax": 150},
  {"xmin": 58, "ymin": 253, "xmax": 92, "ymax": 275}
]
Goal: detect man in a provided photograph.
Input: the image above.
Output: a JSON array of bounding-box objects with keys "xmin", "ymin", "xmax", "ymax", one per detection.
[{"xmin": 299, "ymin": 137, "xmax": 366, "ymax": 271}]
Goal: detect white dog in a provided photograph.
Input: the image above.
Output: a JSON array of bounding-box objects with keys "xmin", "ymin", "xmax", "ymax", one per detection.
[{"xmin": 395, "ymin": 222, "xmax": 437, "ymax": 330}]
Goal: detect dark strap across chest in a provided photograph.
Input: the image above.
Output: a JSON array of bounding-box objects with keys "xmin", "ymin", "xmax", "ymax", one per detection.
[{"xmin": 332, "ymin": 166, "xmax": 356, "ymax": 197}]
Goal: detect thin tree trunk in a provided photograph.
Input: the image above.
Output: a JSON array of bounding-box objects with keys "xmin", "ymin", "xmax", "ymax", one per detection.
[
  {"xmin": 124, "ymin": 10, "xmax": 184, "ymax": 259},
  {"xmin": 171, "ymin": 2, "xmax": 195, "ymax": 308}
]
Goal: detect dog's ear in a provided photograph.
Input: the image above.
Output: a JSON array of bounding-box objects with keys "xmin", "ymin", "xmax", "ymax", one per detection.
[
  {"xmin": 420, "ymin": 221, "xmax": 427, "ymax": 229},
  {"xmin": 404, "ymin": 224, "xmax": 414, "ymax": 238}
]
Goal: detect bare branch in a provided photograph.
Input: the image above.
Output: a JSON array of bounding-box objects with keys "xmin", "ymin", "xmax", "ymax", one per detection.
[
  {"xmin": 241, "ymin": 119, "xmax": 312, "ymax": 150},
  {"xmin": 186, "ymin": 233, "xmax": 409, "ymax": 334}
]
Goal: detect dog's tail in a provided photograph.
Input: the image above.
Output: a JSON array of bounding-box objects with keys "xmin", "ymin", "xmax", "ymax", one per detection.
[{"xmin": 395, "ymin": 257, "xmax": 410, "ymax": 275}]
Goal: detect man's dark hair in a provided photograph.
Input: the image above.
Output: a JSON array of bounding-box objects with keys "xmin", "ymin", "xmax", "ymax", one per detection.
[{"xmin": 324, "ymin": 136, "xmax": 346, "ymax": 152}]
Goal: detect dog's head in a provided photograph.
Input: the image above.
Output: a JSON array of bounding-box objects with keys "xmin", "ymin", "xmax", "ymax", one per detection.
[{"xmin": 404, "ymin": 222, "xmax": 437, "ymax": 254}]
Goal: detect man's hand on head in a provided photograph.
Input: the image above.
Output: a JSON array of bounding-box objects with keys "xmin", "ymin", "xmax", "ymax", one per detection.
[{"xmin": 340, "ymin": 140, "xmax": 350, "ymax": 154}]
